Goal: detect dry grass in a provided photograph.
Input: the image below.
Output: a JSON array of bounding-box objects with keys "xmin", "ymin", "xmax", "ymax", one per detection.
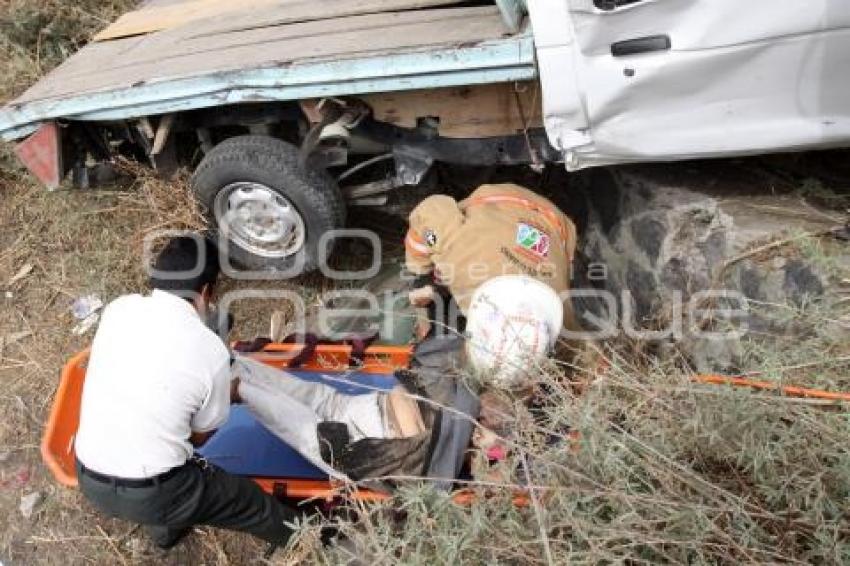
[
  {"xmin": 295, "ymin": 331, "xmax": 850, "ymax": 565},
  {"xmin": 0, "ymin": 0, "xmax": 134, "ymax": 100}
]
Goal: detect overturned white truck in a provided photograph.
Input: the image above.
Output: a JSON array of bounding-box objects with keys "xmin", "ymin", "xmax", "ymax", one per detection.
[{"xmin": 2, "ymin": 0, "xmax": 849, "ymax": 270}]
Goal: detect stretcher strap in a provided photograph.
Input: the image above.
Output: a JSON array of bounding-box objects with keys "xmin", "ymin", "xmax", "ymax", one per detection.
[
  {"xmin": 693, "ymin": 374, "xmax": 850, "ymax": 402},
  {"xmin": 232, "ymin": 332, "xmax": 379, "ymax": 367}
]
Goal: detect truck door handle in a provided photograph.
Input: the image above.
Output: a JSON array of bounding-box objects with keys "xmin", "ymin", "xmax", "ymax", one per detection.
[
  {"xmin": 595, "ymin": 0, "xmax": 645, "ymax": 9},
  {"xmin": 611, "ymin": 35, "xmax": 671, "ymax": 56}
]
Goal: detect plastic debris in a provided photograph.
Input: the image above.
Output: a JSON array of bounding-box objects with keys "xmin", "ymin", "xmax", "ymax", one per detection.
[
  {"xmin": 71, "ymin": 294, "xmax": 103, "ymax": 336},
  {"xmin": 486, "ymin": 445, "xmax": 507, "ymax": 461},
  {"xmin": 19, "ymin": 491, "xmax": 43, "ymax": 519},
  {"xmin": 71, "ymin": 294, "xmax": 103, "ymax": 319},
  {"xmin": 73, "ymin": 314, "xmax": 100, "ymax": 336}
]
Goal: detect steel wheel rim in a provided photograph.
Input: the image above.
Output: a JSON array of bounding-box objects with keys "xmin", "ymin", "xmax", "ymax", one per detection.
[{"xmin": 213, "ymin": 182, "xmax": 306, "ymax": 259}]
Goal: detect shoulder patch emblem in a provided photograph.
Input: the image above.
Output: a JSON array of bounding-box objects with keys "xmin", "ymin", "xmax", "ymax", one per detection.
[
  {"xmin": 515, "ymin": 222, "xmax": 550, "ymax": 258},
  {"xmin": 424, "ymin": 229, "xmax": 437, "ymax": 247}
]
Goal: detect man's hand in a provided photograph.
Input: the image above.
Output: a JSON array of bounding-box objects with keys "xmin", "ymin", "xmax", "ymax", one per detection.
[
  {"xmin": 230, "ymin": 377, "xmax": 242, "ymax": 404},
  {"xmin": 189, "ymin": 430, "xmax": 214, "ymax": 447},
  {"xmin": 478, "ymin": 390, "xmax": 512, "ymax": 431},
  {"xmin": 414, "ymin": 319, "xmax": 432, "ymax": 341},
  {"xmin": 408, "ymin": 285, "xmax": 435, "ymax": 307}
]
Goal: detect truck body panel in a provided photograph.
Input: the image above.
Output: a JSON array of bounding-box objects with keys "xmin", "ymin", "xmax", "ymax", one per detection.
[
  {"xmin": 0, "ymin": 3, "xmax": 533, "ymax": 141},
  {"xmin": 534, "ymin": 0, "xmax": 850, "ymax": 169},
  {"xmin": 5, "ymin": 0, "xmax": 850, "ymax": 181}
]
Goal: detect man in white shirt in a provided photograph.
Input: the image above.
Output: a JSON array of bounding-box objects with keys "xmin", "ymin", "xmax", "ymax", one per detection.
[{"xmin": 75, "ymin": 236, "xmax": 297, "ymax": 549}]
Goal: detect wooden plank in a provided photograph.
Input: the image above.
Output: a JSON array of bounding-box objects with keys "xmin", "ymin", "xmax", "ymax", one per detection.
[
  {"xmin": 117, "ymin": 5, "xmax": 504, "ymax": 65},
  {"xmin": 95, "ymin": 0, "xmax": 296, "ymax": 41},
  {"xmin": 362, "ymin": 81, "xmax": 542, "ymax": 138},
  {"xmin": 94, "ymin": 0, "xmax": 463, "ymax": 41},
  {"xmin": 17, "ymin": 7, "xmax": 507, "ymax": 103},
  {"xmin": 0, "ymin": 34, "xmax": 536, "ymax": 140},
  {"xmin": 45, "ymin": 6, "xmax": 501, "ymax": 78},
  {"xmin": 183, "ymin": 0, "xmax": 463, "ymax": 40}
]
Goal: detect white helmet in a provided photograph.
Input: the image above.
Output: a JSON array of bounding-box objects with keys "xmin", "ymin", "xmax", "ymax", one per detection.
[{"xmin": 465, "ymin": 275, "xmax": 564, "ymax": 390}]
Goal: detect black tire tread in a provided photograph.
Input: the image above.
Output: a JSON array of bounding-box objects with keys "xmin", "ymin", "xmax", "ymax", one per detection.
[
  {"xmin": 191, "ymin": 135, "xmax": 345, "ymax": 271},
  {"xmin": 194, "ymin": 135, "xmax": 346, "ymax": 225}
]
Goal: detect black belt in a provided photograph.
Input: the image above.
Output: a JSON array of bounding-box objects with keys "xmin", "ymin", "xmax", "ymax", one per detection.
[{"xmin": 78, "ymin": 461, "xmax": 185, "ymax": 488}]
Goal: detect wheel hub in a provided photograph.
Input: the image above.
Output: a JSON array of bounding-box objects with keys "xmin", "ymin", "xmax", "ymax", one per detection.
[{"xmin": 214, "ymin": 182, "xmax": 306, "ymax": 258}]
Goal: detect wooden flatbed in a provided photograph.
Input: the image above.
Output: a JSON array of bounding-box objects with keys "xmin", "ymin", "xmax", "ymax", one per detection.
[{"xmin": 0, "ymin": 0, "xmax": 534, "ymax": 141}]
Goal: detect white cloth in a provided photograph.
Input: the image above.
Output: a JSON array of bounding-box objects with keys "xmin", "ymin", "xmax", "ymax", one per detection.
[
  {"xmin": 75, "ymin": 290, "xmax": 231, "ymax": 479},
  {"xmin": 233, "ymin": 356, "xmax": 389, "ymax": 480}
]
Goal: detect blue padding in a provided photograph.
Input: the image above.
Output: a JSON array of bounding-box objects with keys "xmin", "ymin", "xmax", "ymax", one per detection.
[{"xmin": 198, "ymin": 369, "xmax": 398, "ymax": 479}]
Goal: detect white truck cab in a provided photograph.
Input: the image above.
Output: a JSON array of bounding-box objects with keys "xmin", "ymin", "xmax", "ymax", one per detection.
[{"xmin": 531, "ymin": 0, "xmax": 850, "ymax": 169}]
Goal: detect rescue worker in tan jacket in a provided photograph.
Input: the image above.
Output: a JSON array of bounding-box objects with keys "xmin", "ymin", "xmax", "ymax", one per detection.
[
  {"xmin": 404, "ymin": 183, "xmax": 579, "ymax": 391},
  {"xmin": 406, "ymin": 183, "xmax": 576, "ymax": 324}
]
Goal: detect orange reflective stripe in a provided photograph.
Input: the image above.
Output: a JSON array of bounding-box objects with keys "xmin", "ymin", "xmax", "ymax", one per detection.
[
  {"xmin": 404, "ymin": 230, "xmax": 429, "ymax": 256},
  {"xmin": 463, "ymin": 194, "xmax": 572, "ymax": 249},
  {"xmin": 407, "ymin": 229, "xmax": 425, "ymax": 244}
]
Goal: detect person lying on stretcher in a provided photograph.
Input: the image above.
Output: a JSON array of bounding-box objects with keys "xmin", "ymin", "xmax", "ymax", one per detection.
[{"xmin": 234, "ymin": 274, "xmax": 564, "ymax": 489}]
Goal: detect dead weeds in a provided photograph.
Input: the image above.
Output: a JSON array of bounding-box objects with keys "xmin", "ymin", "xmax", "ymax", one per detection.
[{"xmin": 0, "ymin": 0, "xmax": 135, "ymax": 100}]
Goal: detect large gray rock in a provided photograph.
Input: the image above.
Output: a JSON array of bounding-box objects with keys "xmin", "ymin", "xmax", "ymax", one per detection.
[{"xmin": 568, "ymin": 165, "xmax": 849, "ymax": 372}]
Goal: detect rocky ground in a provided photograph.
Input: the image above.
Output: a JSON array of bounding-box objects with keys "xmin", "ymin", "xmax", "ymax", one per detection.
[{"xmin": 565, "ymin": 158, "xmax": 850, "ymax": 373}]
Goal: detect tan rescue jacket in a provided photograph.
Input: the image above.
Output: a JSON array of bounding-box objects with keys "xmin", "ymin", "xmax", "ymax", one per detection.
[{"xmin": 405, "ymin": 183, "xmax": 577, "ymax": 318}]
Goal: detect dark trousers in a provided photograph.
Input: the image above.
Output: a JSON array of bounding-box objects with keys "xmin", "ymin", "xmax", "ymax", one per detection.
[
  {"xmin": 427, "ymin": 284, "xmax": 466, "ymax": 339},
  {"xmin": 76, "ymin": 459, "xmax": 298, "ymax": 547}
]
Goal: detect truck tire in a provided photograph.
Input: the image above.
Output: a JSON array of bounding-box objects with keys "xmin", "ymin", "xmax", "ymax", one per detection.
[{"xmin": 192, "ymin": 135, "xmax": 345, "ymax": 272}]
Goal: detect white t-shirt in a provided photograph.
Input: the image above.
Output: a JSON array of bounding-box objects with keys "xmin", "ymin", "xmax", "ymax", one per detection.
[{"xmin": 75, "ymin": 290, "xmax": 231, "ymax": 478}]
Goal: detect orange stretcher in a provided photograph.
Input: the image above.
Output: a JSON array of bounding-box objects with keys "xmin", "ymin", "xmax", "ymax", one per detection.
[
  {"xmin": 43, "ymin": 344, "xmax": 410, "ymax": 502},
  {"xmin": 42, "ymin": 343, "xmax": 529, "ymax": 506}
]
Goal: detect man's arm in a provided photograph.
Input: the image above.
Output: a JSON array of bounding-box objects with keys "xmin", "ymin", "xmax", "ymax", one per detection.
[
  {"xmin": 405, "ymin": 228, "xmax": 434, "ymax": 276},
  {"xmin": 189, "ymin": 377, "xmax": 242, "ymax": 448},
  {"xmin": 188, "ymin": 377, "xmax": 241, "ymax": 447},
  {"xmin": 405, "ymin": 194, "xmax": 448, "ymax": 276},
  {"xmin": 189, "ymin": 360, "xmax": 232, "ymax": 443},
  {"xmin": 404, "ymin": 221, "xmax": 437, "ymax": 339},
  {"xmin": 230, "ymin": 377, "xmax": 242, "ymax": 404}
]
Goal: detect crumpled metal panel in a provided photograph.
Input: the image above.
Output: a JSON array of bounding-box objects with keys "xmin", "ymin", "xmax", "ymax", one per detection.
[{"xmin": 533, "ymin": 0, "xmax": 850, "ymax": 169}]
